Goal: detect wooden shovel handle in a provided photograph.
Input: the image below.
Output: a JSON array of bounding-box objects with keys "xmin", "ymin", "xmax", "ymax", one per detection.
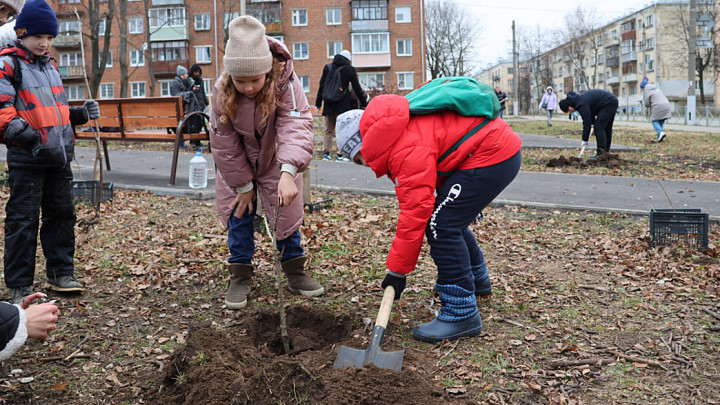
[{"xmin": 375, "ymin": 286, "xmax": 395, "ymax": 329}]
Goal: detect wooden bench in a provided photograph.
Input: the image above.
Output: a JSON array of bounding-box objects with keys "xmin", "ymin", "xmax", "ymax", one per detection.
[{"xmin": 69, "ymin": 97, "xmax": 209, "ymax": 185}]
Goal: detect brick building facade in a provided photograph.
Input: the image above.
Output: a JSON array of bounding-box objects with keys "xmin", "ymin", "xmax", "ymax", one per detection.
[{"xmin": 50, "ymin": 0, "xmax": 426, "ymax": 107}]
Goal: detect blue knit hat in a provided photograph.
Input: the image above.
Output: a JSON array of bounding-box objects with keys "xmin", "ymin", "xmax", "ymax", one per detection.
[
  {"xmin": 14, "ymin": 0, "xmax": 58, "ymax": 39},
  {"xmin": 640, "ymin": 76, "xmax": 649, "ymax": 89}
]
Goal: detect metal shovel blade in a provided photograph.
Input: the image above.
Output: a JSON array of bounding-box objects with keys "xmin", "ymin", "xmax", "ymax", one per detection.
[{"xmin": 334, "ymin": 325, "xmax": 404, "ymax": 371}]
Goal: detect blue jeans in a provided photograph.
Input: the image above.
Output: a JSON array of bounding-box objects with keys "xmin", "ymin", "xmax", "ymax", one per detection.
[
  {"xmin": 227, "ymin": 206, "xmax": 303, "ymax": 264},
  {"xmin": 4, "ymin": 164, "xmax": 76, "ymax": 288},
  {"xmin": 652, "ymin": 119, "xmax": 665, "ymax": 136},
  {"xmin": 426, "ymin": 152, "xmax": 521, "ymax": 292}
]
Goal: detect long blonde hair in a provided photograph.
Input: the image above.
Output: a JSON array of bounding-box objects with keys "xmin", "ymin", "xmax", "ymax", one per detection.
[{"xmin": 217, "ymin": 57, "xmax": 287, "ymax": 129}]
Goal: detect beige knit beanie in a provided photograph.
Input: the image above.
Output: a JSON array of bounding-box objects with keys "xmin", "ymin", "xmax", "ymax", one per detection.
[
  {"xmin": 223, "ymin": 16, "xmax": 272, "ymax": 77},
  {"xmin": 3, "ymin": 0, "xmax": 25, "ymax": 14}
]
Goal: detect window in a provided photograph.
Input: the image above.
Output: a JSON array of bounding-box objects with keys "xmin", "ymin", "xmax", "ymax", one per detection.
[
  {"xmin": 507, "ymin": 67, "xmax": 514, "ymax": 74},
  {"xmin": 98, "ymin": 51, "xmax": 112, "ymax": 68},
  {"xmin": 99, "ymin": 83, "xmax": 114, "ymax": 99},
  {"xmin": 645, "ymin": 15, "xmax": 653, "ymax": 27},
  {"xmin": 195, "ymin": 46, "xmax": 212, "ymax": 63},
  {"xmin": 397, "ymin": 72, "xmax": 413, "ymax": 90},
  {"xmin": 131, "ymin": 82, "xmax": 146, "ymax": 98},
  {"xmin": 129, "ymin": 17, "xmax": 143, "ymax": 34},
  {"xmin": 327, "ymin": 41, "xmax": 342, "ymax": 58},
  {"xmin": 151, "ymin": 41, "xmax": 188, "ymax": 61},
  {"xmin": 352, "ymin": 33, "xmax": 389, "ymax": 53},
  {"xmin": 130, "ymin": 49, "xmax": 144, "ymax": 66},
  {"xmin": 292, "ymin": 9, "xmax": 308, "ymax": 26},
  {"xmin": 326, "ymin": 8, "xmax": 341, "ymax": 25},
  {"xmin": 597, "ymin": 35, "xmax": 603, "ymax": 46},
  {"xmin": 60, "ymin": 52, "xmax": 82, "ymax": 66},
  {"xmin": 396, "ymin": 39, "xmax": 411, "ymax": 56},
  {"xmin": 59, "ymin": 20, "xmax": 80, "ymax": 35},
  {"xmin": 598, "ymin": 73, "xmax": 604, "ymax": 82},
  {"xmin": 159, "ymin": 80, "xmax": 173, "ymax": 97},
  {"xmin": 64, "ymin": 85, "xmax": 84, "ymax": 100},
  {"xmin": 149, "ymin": 8, "xmax": 186, "ymax": 28},
  {"xmin": 358, "ymin": 72, "xmax": 385, "ymax": 90},
  {"xmin": 395, "ymin": 6, "xmax": 411, "ymax": 23},
  {"xmin": 203, "ymin": 78, "xmax": 213, "ymax": 96},
  {"xmin": 98, "ymin": 18, "xmax": 106, "ymax": 36},
  {"xmin": 646, "ymin": 37, "xmax": 654, "ymax": 50},
  {"xmin": 195, "ymin": 13, "xmax": 210, "ymax": 31},
  {"xmin": 293, "ymin": 42, "xmax": 309, "ymax": 59},
  {"xmin": 645, "ymin": 54, "xmax": 654, "ymax": 71},
  {"xmin": 298, "ymin": 75, "xmax": 310, "ymax": 92},
  {"xmin": 352, "ymin": 0, "xmax": 388, "ymax": 20}
]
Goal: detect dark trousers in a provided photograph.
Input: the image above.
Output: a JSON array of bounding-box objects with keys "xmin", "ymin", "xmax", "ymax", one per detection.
[
  {"xmin": 426, "ymin": 152, "xmax": 521, "ymax": 292},
  {"xmin": 4, "ymin": 164, "xmax": 76, "ymax": 288},
  {"xmin": 594, "ymin": 101, "xmax": 618, "ymax": 153},
  {"xmin": 227, "ymin": 206, "xmax": 304, "ymax": 264}
]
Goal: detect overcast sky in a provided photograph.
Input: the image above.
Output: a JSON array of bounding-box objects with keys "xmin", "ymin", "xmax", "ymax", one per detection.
[{"xmin": 459, "ymin": 0, "xmax": 662, "ymax": 69}]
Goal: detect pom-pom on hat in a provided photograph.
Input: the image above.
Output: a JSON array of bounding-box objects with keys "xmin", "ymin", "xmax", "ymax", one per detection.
[
  {"xmin": 14, "ymin": 0, "xmax": 57, "ymax": 39},
  {"xmin": 559, "ymin": 99, "xmax": 569, "ymax": 113},
  {"xmin": 223, "ymin": 16, "xmax": 272, "ymax": 77},
  {"xmin": 177, "ymin": 65, "xmax": 188, "ymax": 76},
  {"xmin": 640, "ymin": 76, "xmax": 649, "ymax": 89},
  {"xmin": 335, "ymin": 109, "xmax": 364, "ymax": 160}
]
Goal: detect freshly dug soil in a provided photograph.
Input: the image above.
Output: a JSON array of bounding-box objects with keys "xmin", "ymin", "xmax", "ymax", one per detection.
[
  {"xmin": 146, "ymin": 305, "xmax": 466, "ymax": 405},
  {"xmin": 547, "ymin": 152, "xmax": 625, "ymax": 168}
]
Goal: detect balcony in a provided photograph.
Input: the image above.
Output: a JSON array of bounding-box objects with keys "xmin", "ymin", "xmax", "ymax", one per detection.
[
  {"xmin": 352, "ymin": 53, "xmax": 391, "ymax": 68},
  {"xmin": 606, "ymin": 76, "xmax": 620, "ymax": 85},
  {"xmin": 621, "ymin": 51, "xmax": 637, "ymax": 63},
  {"xmin": 149, "ymin": 26, "xmax": 188, "ymax": 42},
  {"xmin": 622, "ymin": 73, "xmax": 638, "ymax": 82},
  {"xmin": 351, "ymin": 19, "xmax": 388, "ymax": 32},
  {"xmin": 152, "ymin": 0, "xmax": 183, "ymax": 4},
  {"xmin": 621, "ymin": 30, "xmax": 636, "ymax": 41},
  {"xmin": 606, "ymin": 56, "xmax": 619, "ymax": 67},
  {"xmin": 151, "ymin": 59, "xmax": 190, "ymax": 76},
  {"xmin": 58, "ymin": 65, "xmax": 86, "ymax": 79},
  {"xmin": 54, "ymin": 33, "xmax": 81, "ymax": 48},
  {"xmin": 248, "ymin": 1, "xmax": 282, "ymax": 35}
]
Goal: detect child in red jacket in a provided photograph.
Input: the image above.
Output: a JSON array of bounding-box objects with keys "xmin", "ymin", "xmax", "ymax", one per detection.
[{"xmin": 335, "ymin": 94, "xmax": 521, "ymax": 342}]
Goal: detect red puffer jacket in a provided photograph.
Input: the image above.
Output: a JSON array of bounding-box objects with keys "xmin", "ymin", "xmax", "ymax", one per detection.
[{"xmin": 359, "ymin": 94, "xmax": 521, "ymax": 274}]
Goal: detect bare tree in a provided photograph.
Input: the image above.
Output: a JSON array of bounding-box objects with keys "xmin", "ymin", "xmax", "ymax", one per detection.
[
  {"xmin": 668, "ymin": 3, "xmax": 716, "ymax": 104},
  {"xmin": 518, "ymin": 25, "xmax": 553, "ymax": 105},
  {"xmin": 558, "ymin": 6, "xmax": 602, "ymax": 92},
  {"xmin": 115, "ymin": 0, "xmax": 128, "ymax": 97},
  {"xmin": 425, "ymin": 0, "xmax": 481, "ymax": 78},
  {"xmin": 80, "ymin": 0, "xmax": 115, "ymax": 98}
]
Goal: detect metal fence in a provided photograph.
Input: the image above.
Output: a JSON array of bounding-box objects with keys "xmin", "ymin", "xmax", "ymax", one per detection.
[{"xmin": 615, "ymin": 106, "xmax": 720, "ymax": 126}]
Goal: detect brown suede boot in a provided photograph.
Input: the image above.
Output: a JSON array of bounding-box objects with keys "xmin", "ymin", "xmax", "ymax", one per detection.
[
  {"xmin": 225, "ymin": 263, "xmax": 254, "ymax": 309},
  {"xmin": 281, "ymin": 256, "xmax": 325, "ymax": 297}
]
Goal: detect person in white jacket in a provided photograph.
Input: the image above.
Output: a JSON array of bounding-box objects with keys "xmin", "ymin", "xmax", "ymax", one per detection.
[
  {"xmin": 640, "ymin": 77, "xmax": 671, "ymax": 142},
  {"xmin": 539, "ymin": 86, "xmax": 558, "ymax": 126}
]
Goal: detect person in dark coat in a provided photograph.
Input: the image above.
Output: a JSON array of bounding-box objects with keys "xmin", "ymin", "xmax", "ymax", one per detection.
[
  {"xmin": 188, "ymin": 64, "xmax": 209, "ymax": 147},
  {"xmin": 171, "ymin": 65, "xmax": 203, "ymax": 148},
  {"xmin": 559, "ymin": 89, "xmax": 619, "ymax": 160},
  {"xmin": 495, "ymin": 87, "xmax": 508, "ymax": 118},
  {"xmin": 0, "ymin": 292, "xmax": 58, "ymax": 361},
  {"xmin": 315, "ymin": 50, "xmax": 367, "ymax": 162}
]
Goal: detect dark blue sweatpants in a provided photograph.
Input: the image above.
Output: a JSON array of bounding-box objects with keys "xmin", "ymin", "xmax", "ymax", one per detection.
[{"xmin": 426, "ymin": 152, "xmax": 521, "ymax": 292}]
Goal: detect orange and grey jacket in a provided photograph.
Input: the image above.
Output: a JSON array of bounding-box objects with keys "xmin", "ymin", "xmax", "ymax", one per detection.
[{"xmin": 0, "ymin": 43, "xmax": 88, "ymax": 168}]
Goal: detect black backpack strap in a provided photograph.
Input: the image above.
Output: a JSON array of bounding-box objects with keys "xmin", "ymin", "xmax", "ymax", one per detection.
[
  {"xmin": 9, "ymin": 54, "xmax": 21, "ymax": 94},
  {"xmin": 437, "ymin": 118, "xmax": 491, "ymax": 176}
]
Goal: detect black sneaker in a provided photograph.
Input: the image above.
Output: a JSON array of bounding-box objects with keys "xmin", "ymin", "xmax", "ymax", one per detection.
[
  {"xmin": 45, "ymin": 276, "xmax": 84, "ymax": 292},
  {"xmin": 10, "ymin": 286, "xmax": 33, "ymax": 305}
]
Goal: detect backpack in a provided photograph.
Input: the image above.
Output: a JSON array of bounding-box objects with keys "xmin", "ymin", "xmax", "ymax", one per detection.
[
  {"xmin": 405, "ymin": 77, "xmax": 502, "ymax": 168},
  {"xmin": 405, "ymin": 76, "xmax": 500, "ymax": 119},
  {"xmin": 321, "ymin": 63, "xmax": 347, "ymax": 102}
]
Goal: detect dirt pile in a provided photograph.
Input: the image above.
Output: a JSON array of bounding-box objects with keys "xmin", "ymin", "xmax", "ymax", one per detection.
[
  {"xmin": 547, "ymin": 152, "xmax": 625, "ymax": 168},
  {"xmin": 146, "ymin": 305, "xmax": 465, "ymax": 405}
]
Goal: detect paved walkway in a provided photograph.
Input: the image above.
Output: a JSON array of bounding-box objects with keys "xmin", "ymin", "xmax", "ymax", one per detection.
[{"xmin": 1, "ymin": 130, "xmax": 717, "ymax": 222}]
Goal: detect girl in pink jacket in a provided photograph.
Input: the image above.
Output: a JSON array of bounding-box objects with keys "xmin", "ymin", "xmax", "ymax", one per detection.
[{"xmin": 210, "ymin": 16, "xmax": 323, "ymax": 309}]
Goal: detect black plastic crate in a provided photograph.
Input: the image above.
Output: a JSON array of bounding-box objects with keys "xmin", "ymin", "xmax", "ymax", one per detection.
[
  {"xmin": 72, "ymin": 181, "xmax": 113, "ymax": 205},
  {"xmin": 649, "ymin": 209, "xmax": 709, "ymax": 249}
]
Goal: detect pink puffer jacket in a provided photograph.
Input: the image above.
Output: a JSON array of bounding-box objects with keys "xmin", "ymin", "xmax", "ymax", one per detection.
[{"xmin": 210, "ymin": 37, "xmax": 314, "ymax": 240}]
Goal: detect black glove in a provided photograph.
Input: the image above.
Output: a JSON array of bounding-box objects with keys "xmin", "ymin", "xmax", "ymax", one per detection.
[
  {"xmin": 5, "ymin": 118, "xmax": 39, "ymax": 149},
  {"xmin": 83, "ymin": 99, "xmax": 100, "ymax": 120},
  {"xmin": 381, "ymin": 272, "xmax": 406, "ymax": 300}
]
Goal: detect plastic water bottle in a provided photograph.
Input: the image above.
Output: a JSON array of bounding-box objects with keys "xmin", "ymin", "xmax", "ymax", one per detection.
[{"xmin": 188, "ymin": 147, "xmax": 208, "ymax": 189}]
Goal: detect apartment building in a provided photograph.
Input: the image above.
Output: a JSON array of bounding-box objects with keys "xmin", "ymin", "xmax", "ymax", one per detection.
[
  {"xmin": 477, "ymin": 60, "xmax": 515, "ymax": 111},
  {"xmin": 51, "ymin": 0, "xmax": 426, "ymax": 106},
  {"xmin": 527, "ymin": 1, "xmax": 714, "ymax": 111}
]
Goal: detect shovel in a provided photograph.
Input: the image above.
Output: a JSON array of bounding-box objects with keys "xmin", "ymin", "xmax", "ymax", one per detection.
[
  {"xmin": 333, "ymin": 286, "xmax": 404, "ymax": 371},
  {"xmin": 578, "ymin": 144, "xmax": 587, "ymax": 158}
]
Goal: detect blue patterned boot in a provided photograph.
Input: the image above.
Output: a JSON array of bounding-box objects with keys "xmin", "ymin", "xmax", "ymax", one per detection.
[
  {"xmin": 471, "ymin": 262, "xmax": 492, "ymax": 296},
  {"xmin": 412, "ymin": 284, "xmax": 483, "ymax": 343}
]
